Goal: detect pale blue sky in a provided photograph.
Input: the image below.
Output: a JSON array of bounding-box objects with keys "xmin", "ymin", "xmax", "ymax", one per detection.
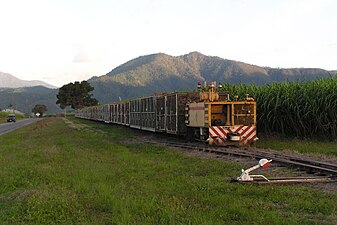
[{"xmin": 0, "ymin": 0, "xmax": 336, "ymax": 87}]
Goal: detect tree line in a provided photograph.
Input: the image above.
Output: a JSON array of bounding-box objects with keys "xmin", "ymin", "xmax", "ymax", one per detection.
[{"xmin": 56, "ymin": 81, "xmax": 99, "ymax": 110}]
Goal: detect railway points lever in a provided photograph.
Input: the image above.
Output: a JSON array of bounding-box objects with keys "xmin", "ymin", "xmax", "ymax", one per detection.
[{"xmin": 237, "ymin": 158, "xmax": 272, "ymax": 182}]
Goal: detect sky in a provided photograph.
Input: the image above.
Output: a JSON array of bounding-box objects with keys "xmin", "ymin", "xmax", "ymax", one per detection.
[{"xmin": 0, "ymin": 0, "xmax": 336, "ymax": 87}]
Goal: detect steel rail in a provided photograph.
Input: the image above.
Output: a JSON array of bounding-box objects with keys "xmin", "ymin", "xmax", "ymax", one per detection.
[{"xmin": 143, "ymin": 140, "xmax": 337, "ymax": 176}]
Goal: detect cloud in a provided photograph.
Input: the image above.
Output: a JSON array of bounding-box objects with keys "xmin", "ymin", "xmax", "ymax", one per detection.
[
  {"xmin": 73, "ymin": 47, "xmax": 91, "ymax": 63},
  {"xmin": 327, "ymin": 42, "xmax": 337, "ymax": 47},
  {"xmin": 73, "ymin": 46, "xmax": 105, "ymax": 63}
]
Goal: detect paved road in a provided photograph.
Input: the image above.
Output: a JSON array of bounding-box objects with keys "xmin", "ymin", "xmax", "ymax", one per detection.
[{"xmin": 0, "ymin": 118, "xmax": 43, "ymax": 136}]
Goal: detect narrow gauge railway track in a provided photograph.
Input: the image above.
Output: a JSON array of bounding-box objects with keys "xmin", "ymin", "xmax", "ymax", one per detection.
[
  {"xmin": 248, "ymin": 149, "xmax": 337, "ymax": 175},
  {"xmin": 143, "ymin": 139, "xmax": 337, "ymax": 183}
]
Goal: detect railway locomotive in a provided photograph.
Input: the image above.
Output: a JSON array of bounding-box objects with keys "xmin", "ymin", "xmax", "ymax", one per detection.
[{"xmin": 75, "ymin": 82, "xmax": 257, "ymax": 146}]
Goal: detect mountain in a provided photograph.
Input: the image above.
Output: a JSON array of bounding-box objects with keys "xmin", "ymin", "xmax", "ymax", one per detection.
[
  {"xmin": 1, "ymin": 52, "xmax": 335, "ymax": 113},
  {"xmin": 0, "ymin": 71, "xmax": 57, "ymax": 89},
  {"xmin": 0, "ymin": 86, "xmax": 61, "ymax": 114},
  {"xmin": 89, "ymin": 52, "xmax": 335, "ymax": 103}
]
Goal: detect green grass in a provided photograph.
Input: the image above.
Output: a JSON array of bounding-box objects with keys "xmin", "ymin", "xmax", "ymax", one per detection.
[
  {"xmin": 256, "ymin": 134, "xmax": 337, "ymax": 156},
  {"xmin": 1, "ymin": 117, "xmax": 337, "ymax": 224}
]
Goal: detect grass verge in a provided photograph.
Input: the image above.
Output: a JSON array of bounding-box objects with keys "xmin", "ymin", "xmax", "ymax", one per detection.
[
  {"xmin": 0, "ymin": 117, "xmax": 337, "ymax": 224},
  {"xmin": 256, "ymin": 134, "xmax": 337, "ymax": 156}
]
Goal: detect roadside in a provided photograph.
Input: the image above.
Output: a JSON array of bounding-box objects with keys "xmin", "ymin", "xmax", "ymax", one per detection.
[
  {"xmin": 0, "ymin": 118, "xmax": 43, "ymax": 136},
  {"xmin": 2, "ymin": 117, "xmax": 335, "ymax": 224},
  {"xmin": 0, "ymin": 111, "xmax": 26, "ymax": 124}
]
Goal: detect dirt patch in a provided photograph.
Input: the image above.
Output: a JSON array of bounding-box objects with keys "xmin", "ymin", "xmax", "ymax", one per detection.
[
  {"xmin": 32, "ymin": 118, "xmax": 52, "ymax": 130},
  {"xmin": 0, "ymin": 190, "xmax": 37, "ymax": 202},
  {"xmin": 63, "ymin": 118, "xmax": 106, "ymax": 134},
  {"xmin": 43, "ymin": 144, "xmax": 60, "ymax": 155},
  {"xmin": 63, "ymin": 118, "xmax": 88, "ymax": 130},
  {"xmin": 312, "ymin": 182, "xmax": 337, "ymax": 193}
]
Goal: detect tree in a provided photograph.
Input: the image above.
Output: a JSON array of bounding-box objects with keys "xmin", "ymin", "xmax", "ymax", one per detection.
[
  {"xmin": 32, "ymin": 104, "xmax": 48, "ymax": 116},
  {"xmin": 56, "ymin": 81, "xmax": 98, "ymax": 110}
]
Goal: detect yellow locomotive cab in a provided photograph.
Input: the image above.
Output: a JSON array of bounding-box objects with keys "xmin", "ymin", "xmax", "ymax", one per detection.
[{"xmin": 185, "ymin": 82, "xmax": 258, "ymax": 146}]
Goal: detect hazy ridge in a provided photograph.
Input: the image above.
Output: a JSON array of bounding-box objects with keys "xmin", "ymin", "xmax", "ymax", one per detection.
[
  {"xmin": 0, "ymin": 71, "xmax": 56, "ymax": 89},
  {"xmin": 0, "ymin": 86, "xmax": 60, "ymax": 114},
  {"xmin": 89, "ymin": 52, "xmax": 333, "ymax": 103},
  {"xmin": 0, "ymin": 52, "xmax": 335, "ymax": 113}
]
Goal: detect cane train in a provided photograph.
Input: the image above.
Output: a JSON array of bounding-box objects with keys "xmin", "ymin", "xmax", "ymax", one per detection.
[{"xmin": 75, "ymin": 82, "xmax": 257, "ymax": 146}]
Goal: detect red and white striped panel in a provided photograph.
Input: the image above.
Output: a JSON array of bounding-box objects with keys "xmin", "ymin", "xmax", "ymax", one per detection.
[{"xmin": 209, "ymin": 125, "xmax": 257, "ymax": 145}]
